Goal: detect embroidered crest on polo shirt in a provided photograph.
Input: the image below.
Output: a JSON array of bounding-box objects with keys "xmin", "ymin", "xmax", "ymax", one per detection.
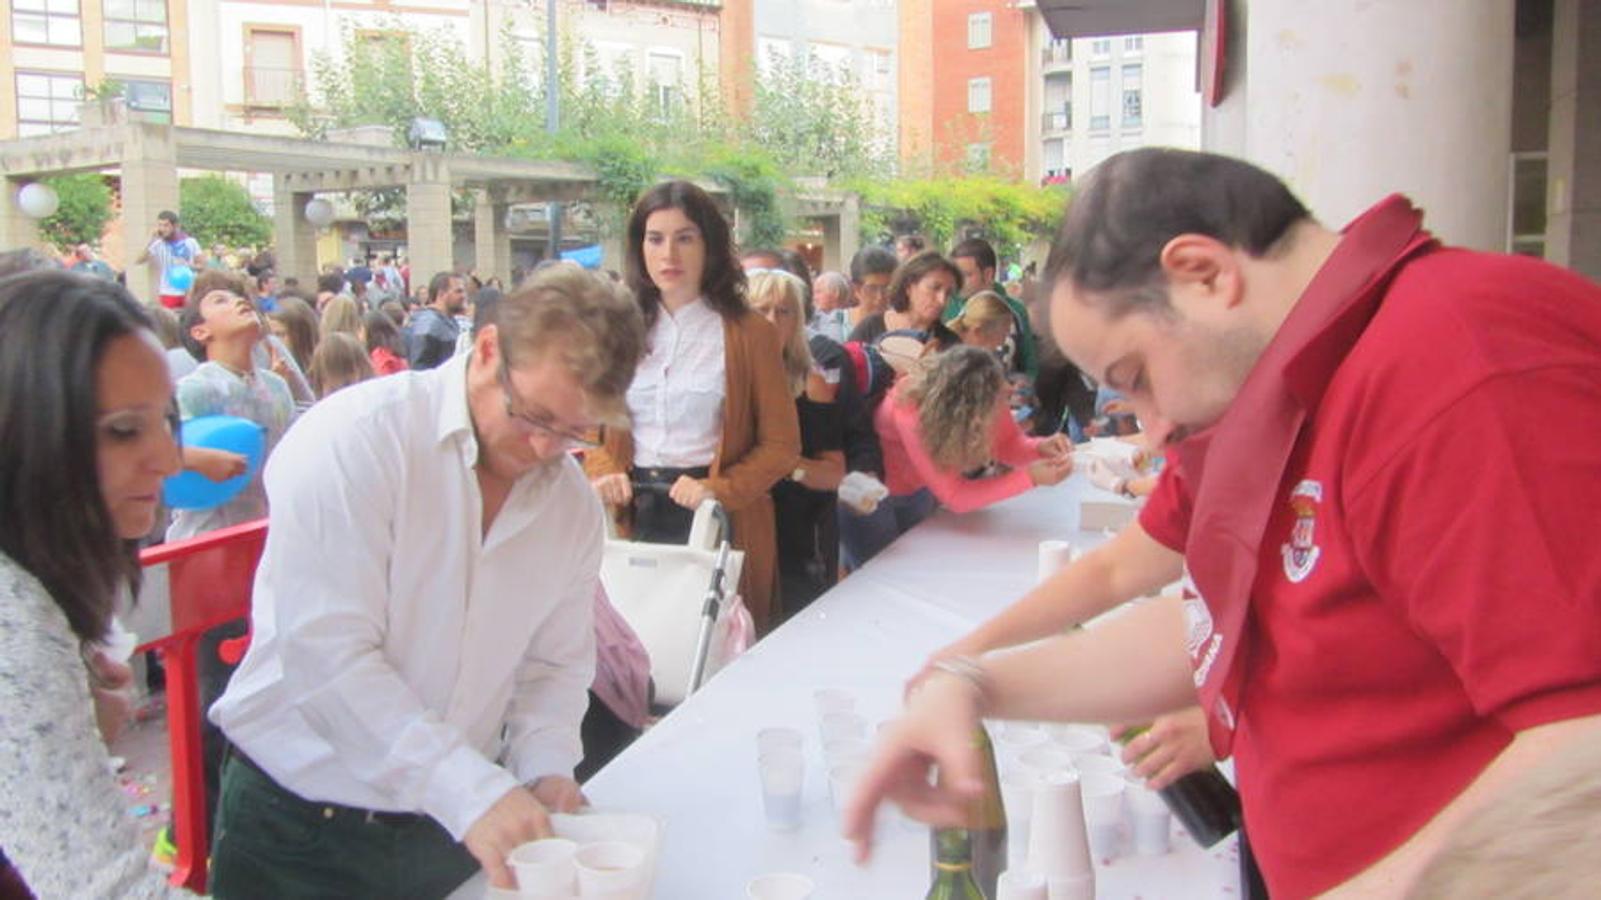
[{"xmin": 1281, "ymin": 479, "xmax": 1324, "ymax": 583}]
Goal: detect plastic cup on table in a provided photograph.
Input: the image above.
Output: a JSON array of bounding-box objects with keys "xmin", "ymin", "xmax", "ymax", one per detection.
[
  {"xmin": 507, "ymin": 837, "xmax": 578, "ymax": 898},
  {"xmin": 746, "ymin": 872, "xmax": 816, "ymax": 900},
  {"xmin": 828, "ymin": 761, "xmax": 866, "ymax": 815},
  {"xmin": 1048, "ymin": 724, "xmax": 1107, "ymax": 755},
  {"xmin": 818, "ymin": 711, "xmax": 868, "ymax": 744},
  {"xmin": 994, "ymin": 722, "xmax": 1049, "ymax": 769},
  {"xmin": 1069, "ymin": 752, "xmax": 1126, "ymax": 779},
  {"xmin": 1025, "ymin": 771, "xmax": 1094, "ymax": 889},
  {"xmin": 1037, "ymin": 540, "xmax": 1074, "ymax": 584},
  {"xmin": 1080, "ymin": 772, "xmax": 1127, "ymax": 861},
  {"xmin": 995, "ymin": 869, "xmax": 1048, "ymax": 900},
  {"xmin": 822, "ymin": 737, "xmax": 870, "ymax": 767},
  {"xmin": 1016, "ymin": 745, "xmax": 1076, "ymax": 782},
  {"xmin": 758, "ymin": 748, "xmax": 805, "ymax": 832},
  {"xmin": 573, "ymin": 841, "xmax": 647, "ymax": 898},
  {"xmin": 757, "ymin": 727, "xmax": 804, "ymax": 756},
  {"xmin": 1124, "ymin": 775, "xmax": 1173, "ymax": 856},
  {"xmin": 812, "ymin": 687, "xmax": 856, "ymax": 717},
  {"xmin": 1000, "ymin": 770, "xmax": 1038, "ymax": 869}
]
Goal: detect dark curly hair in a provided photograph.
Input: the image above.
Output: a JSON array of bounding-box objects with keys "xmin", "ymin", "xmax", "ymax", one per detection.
[{"xmin": 625, "ymin": 180, "xmax": 747, "ymax": 328}]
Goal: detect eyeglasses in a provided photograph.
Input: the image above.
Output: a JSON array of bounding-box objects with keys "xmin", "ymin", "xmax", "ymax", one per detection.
[{"xmin": 497, "ymin": 358, "xmax": 601, "ymax": 449}]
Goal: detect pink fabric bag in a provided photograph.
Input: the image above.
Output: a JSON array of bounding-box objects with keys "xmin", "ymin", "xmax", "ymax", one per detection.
[{"xmin": 591, "ymin": 584, "xmax": 652, "ymax": 729}]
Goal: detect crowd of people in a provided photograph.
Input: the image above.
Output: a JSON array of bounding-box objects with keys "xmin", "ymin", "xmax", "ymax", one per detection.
[{"xmin": 2, "ymin": 146, "xmax": 1599, "ymax": 899}]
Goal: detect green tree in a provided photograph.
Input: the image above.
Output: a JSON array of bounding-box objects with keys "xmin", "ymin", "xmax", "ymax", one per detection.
[
  {"xmin": 179, "ymin": 175, "xmax": 273, "ymax": 248},
  {"xmin": 38, "ymin": 173, "xmax": 114, "ymax": 250},
  {"xmin": 745, "ymin": 48, "xmax": 889, "ymax": 182},
  {"xmin": 853, "ymin": 175, "xmax": 1067, "ymax": 261}
]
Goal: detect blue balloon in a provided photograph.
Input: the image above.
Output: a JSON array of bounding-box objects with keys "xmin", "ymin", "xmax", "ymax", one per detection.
[
  {"xmin": 166, "ymin": 264, "xmax": 195, "ymax": 292},
  {"xmin": 163, "ymin": 415, "xmax": 266, "ymax": 510}
]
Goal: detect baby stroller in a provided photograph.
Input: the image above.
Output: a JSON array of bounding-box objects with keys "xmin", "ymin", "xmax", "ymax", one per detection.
[{"xmin": 600, "ymin": 482, "xmax": 753, "ymax": 710}]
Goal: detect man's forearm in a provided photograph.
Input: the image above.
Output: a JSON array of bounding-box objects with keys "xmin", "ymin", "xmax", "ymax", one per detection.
[
  {"xmin": 1328, "ymin": 713, "xmax": 1601, "ymax": 898},
  {"xmin": 981, "ymin": 595, "xmax": 1197, "ymax": 725}
]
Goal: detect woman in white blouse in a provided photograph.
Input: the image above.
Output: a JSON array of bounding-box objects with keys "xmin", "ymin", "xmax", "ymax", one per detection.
[
  {"xmin": 585, "ymin": 181, "xmax": 801, "ymax": 634},
  {"xmin": 0, "ymin": 269, "xmax": 182, "ymax": 897}
]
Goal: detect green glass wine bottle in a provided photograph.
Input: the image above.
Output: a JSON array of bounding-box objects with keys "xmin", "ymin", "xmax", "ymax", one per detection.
[
  {"xmin": 927, "ymin": 828, "xmax": 988, "ymax": 900},
  {"xmin": 928, "ymin": 725, "xmax": 1007, "ymax": 897},
  {"xmin": 1116, "ymin": 723, "xmax": 1242, "ymax": 848}
]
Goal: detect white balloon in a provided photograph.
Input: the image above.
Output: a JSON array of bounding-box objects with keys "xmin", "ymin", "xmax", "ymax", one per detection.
[
  {"xmin": 303, "ymin": 197, "xmax": 335, "ymax": 227},
  {"xmin": 16, "ymin": 183, "xmax": 60, "ymax": 219}
]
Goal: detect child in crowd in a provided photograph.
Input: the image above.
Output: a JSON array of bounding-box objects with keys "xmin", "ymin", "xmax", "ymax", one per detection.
[
  {"xmin": 308, "ymin": 332, "xmax": 375, "ymax": 399},
  {"xmin": 363, "ymin": 309, "xmax": 410, "ymax": 375}
]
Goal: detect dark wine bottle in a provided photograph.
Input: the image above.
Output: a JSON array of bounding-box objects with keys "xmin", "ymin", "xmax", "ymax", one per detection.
[
  {"xmin": 1118, "ymin": 724, "xmax": 1242, "ymax": 848},
  {"xmin": 929, "ymin": 725, "xmax": 1007, "ymax": 897},
  {"xmin": 927, "ymin": 828, "xmax": 988, "ymax": 900}
]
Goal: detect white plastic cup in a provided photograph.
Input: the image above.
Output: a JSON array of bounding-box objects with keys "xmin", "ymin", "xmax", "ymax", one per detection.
[
  {"xmin": 1017, "ymin": 745, "xmax": 1077, "ymax": 781},
  {"xmin": 994, "ymin": 869, "xmax": 1048, "ymax": 900},
  {"xmin": 1069, "ymin": 752, "xmax": 1125, "ymax": 779},
  {"xmin": 818, "ymin": 711, "xmax": 868, "ymax": 744},
  {"xmin": 812, "ymin": 687, "xmax": 856, "ymax": 717},
  {"xmin": 1000, "ymin": 770, "xmax": 1037, "ymax": 869},
  {"xmin": 573, "ymin": 841, "xmax": 647, "ymax": 897},
  {"xmin": 828, "ymin": 762, "xmax": 866, "ymax": 815},
  {"xmin": 1079, "ymin": 772, "xmax": 1127, "ymax": 861},
  {"xmin": 508, "ymin": 837, "xmax": 578, "ymax": 898},
  {"xmin": 994, "ymin": 722, "xmax": 1049, "ymax": 768},
  {"xmin": 758, "ymin": 749, "xmax": 805, "ymax": 832},
  {"xmin": 746, "ymin": 872, "xmax": 816, "ymax": 899},
  {"xmin": 757, "ymin": 727, "xmax": 804, "ymax": 756},
  {"xmin": 1025, "ymin": 772, "xmax": 1094, "ymax": 883},
  {"xmin": 1037, "ymin": 540, "xmax": 1074, "ymax": 583},
  {"xmin": 1048, "ymin": 725, "xmax": 1107, "ymax": 755},
  {"xmin": 1047, "ymin": 872, "xmax": 1096, "ymax": 900},
  {"xmin": 1125, "ymin": 776, "xmax": 1173, "ymax": 856},
  {"xmin": 822, "ymin": 737, "xmax": 870, "ymax": 767}
]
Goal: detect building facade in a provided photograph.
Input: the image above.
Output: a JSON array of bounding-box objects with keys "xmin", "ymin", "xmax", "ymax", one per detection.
[{"xmin": 751, "ymin": 0, "xmax": 898, "ymax": 157}]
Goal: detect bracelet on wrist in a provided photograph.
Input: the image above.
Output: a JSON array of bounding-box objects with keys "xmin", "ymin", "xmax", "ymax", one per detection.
[{"xmin": 930, "ymin": 656, "xmax": 991, "ymax": 711}]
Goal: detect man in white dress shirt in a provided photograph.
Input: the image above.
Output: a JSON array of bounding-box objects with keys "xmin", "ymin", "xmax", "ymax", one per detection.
[{"xmin": 208, "ymin": 267, "xmax": 645, "ymax": 897}]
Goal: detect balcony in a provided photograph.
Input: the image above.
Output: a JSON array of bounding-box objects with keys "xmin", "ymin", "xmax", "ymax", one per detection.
[
  {"xmin": 1041, "ymin": 43, "xmax": 1072, "ymax": 68},
  {"xmin": 1041, "ymin": 107, "xmax": 1072, "ymax": 133},
  {"xmin": 245, "ymin": 65, "xmax": 302, "ymax": 109}
]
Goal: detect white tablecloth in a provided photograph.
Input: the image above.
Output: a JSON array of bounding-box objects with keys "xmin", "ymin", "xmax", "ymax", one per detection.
[{"xmin": 452, "ymin": 475, "xmax": 1239, "ymax": 898}]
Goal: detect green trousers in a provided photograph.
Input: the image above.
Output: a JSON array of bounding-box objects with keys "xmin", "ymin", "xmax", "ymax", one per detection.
[{"xmin": 209, "ymin": 753, "xmax": 479, "ymax": 899}]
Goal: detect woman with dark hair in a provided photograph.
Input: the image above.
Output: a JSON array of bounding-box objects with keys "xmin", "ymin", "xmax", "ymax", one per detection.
[
  {"xmin": 0, "ymin": 270, "xmax": 181, "ymax": 897},
  {"xmin": 585, "ymin": 180, "xmax": 800, "ymax": 633},
  {"xmin": 363, "ymin": 308, "xmax": 409, "ymax": 375},
  {"xmin": 846, "ymin": 250, "xmax": 963, "ymax": 363},
  {"xmin": 842, "ymin": 346, "xmax": 1074, "ymax": 567}
]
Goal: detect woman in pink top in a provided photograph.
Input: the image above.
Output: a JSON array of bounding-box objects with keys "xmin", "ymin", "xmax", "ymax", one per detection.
[{"xmin": 846, "ymin": 347, "xmax": 1074, "ymax": 565}]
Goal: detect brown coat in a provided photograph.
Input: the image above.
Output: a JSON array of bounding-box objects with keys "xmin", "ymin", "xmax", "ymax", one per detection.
[{"xmin": 585, "ymin": 310, "xmax": 801, "ymax": 633}]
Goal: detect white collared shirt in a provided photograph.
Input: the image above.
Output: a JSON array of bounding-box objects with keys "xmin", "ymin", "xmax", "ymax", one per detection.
[
  {"xmin": 627, "ymin": 298, "xmax": 726, "ymax": 468},
  {"xmin": 210, "ymin": 353, "xmax": 600, "ymax": 841}
]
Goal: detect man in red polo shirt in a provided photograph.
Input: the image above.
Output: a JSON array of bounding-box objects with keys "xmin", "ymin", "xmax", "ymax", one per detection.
[{"xmin": 844, "ymin": 148, "xmax": 1601, "ymax": 896}]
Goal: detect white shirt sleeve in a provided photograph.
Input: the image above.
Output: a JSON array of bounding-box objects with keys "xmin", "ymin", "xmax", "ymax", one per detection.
[
  {"xmin": 501, "ymin": 513, "xmax": 600, "ymax": 784},
  {"xmin": 258, "ymin": 416, "xmax": 520, "ymax": 840}
]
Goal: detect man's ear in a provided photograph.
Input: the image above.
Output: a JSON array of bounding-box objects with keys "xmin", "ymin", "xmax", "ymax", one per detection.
[
  {"xmin": 1159, "ymin": 234, "xmax": 1243, "ymax": 309},
  {"xmin": 473, "ymin": 323, "xmax": 499, "ymax": 368},
  {"xmin": 188, "ymin": 322, "xmax": 211, "ymax": 345}
]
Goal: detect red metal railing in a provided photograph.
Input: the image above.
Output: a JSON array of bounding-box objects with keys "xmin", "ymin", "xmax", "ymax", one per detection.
[{"xmin": 137, "ymin": 519, "xmax": 267, "ymax": 893}]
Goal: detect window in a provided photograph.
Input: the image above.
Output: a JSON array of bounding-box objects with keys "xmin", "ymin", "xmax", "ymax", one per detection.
[
  {"xmin": 1044, "ymin": 138, "xmax": 1065, "ymax": 172},
  {"xmin": 863, "ymin": 48, "xmax": 893, "ymax": 92},
  {"xmin": 968, "ymin": 12, "xmax": 992, "ymax": 49},
  {"xmin": 966, "ymin": 142, "xmax": 991, "ymax": 172},
  {"xmin": 104, "ymin": 0, "xmax": 168, "ymax": 53},
  {"xmin": 647, "ymin": 50, "xmax": 682, "ymax": 117},
  {"xmin": 1043, "ymin": 37, "xmax": 1071, "ymax": 66},
  {"xmin": 757, "ymin": 36, "xmax": 793, "ymax": 78},
  {"xmin": 967, "ymin": 76, "xmax": 992, "ymax": 114},
  {"xmin": 809, "ymin": 42, "xmax": 852, "ymax": 84},
  {"xmin": 1092, "ymin": 38, "xmax": 1111, "ymax": 57},
  {"xmin": 589, "ymin": 40, "xmax": 635, "ymax": 93},
  {"xmin": 1124, "ymin": 35, "xmax": 1144, "ymax": 53},
  {"xmin": 1121, "ymin": 64, "xmax": 1143, "ymax": 128},
  {"xmin": 15, "ymin": 71, "xmax": 83, "ymax": 136},
  {"xmin": 1090, "ymin": 66, "xmax": 1110, "ymax": 130},
  {"xmin": 245, "ymin": 27, "xmax": 300, "ymax": 107},
  {"xmin": 13, "ymin": 0, "xmax": 81, "ymax": 47},
  {"xmin": 124, "ymin": 78, "xmax": 171, "ymax": 122},
  {"xmin": 1508, "ymin": 151, "xmax": 1548, "ymax": 257}
]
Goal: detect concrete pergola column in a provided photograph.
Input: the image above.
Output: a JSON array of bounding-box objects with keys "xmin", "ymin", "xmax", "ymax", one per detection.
[
  {"xmin": 821, "ymin": 195, "xmax": 861, "ymax": 274},
  {"xmin": 120, "ymin": 124, "xmax": 181, "ymax": 304},
  {"xmin": 271, "ymin": 176, "xmax": 319, "ymax": 287},
  {"xmin": 0, "ymin": 177, "xmax": 45, "ymax": 252},
  {"xmin": 406, "ymin": 154, "xmax": 454, "ymax": 287},
  {"xmin": 1546, "ymin": 0, "xmax": 1601, "ymax": 279},
  {"xmin": 473, "ymin": 189, "xmax": 512, "ymax": 284},
  {"xmin": 1203, "ymin": 0, "xmax": 1515, "ymax": 251}
]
